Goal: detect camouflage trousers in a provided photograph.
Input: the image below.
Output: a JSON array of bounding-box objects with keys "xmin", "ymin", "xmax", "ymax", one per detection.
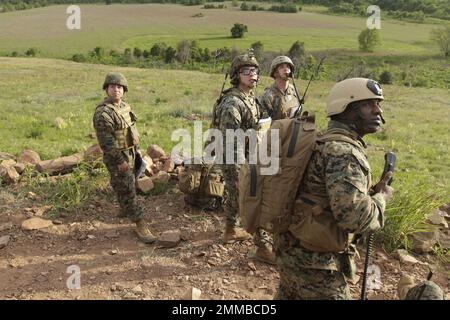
[
  {"xmin": 104, "ymin": 155, "xmax": 142, "ymax": 223},
  {"xmin": 222, "ymin": 164, "xmax": 271, "ymax": 246},
  {"xmin": 273, "ymin": 233, "xmax": 350, "ymax": 300}
]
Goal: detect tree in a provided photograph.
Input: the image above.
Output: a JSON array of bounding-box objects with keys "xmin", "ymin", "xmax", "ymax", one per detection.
[
  {"xmin": 431, "ymin": 25, "xmax": 450, "ymax": 58},
  {"xmin": 358, "ymin": 28, "xmax": 382, "ymax": 52},
  {"xmin": 25, "ymin": 48, "xmax": 39, "ymax": 57},
  {"xmin": 250, "ymin": 41, "xmax": 264, "ymax": 61},
  {"xmin": 133, "ymin": 47, "xmax": 142, "ymax": 58},
  {"xmin": 379, "ymin": 70, "xmax": 393, "ymax": 84},
  {"xmin": 230, "ymin": 23, "xmax": 248, "ymax": 38},
  {"xmin": 176, "ymin": 40, "xmax": 191, "ymax": 64},
  {"xmin": 288, "ymin": 40, "xmax": 305, "ymax": 67},
  {"xmin": 164, "ymin": 46, "xmax": 176, "ymax": 63}
]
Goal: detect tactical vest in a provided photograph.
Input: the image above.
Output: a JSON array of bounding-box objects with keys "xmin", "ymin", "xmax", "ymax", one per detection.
[
  {"xmin": 101, "ymin": 102, "xmax": 140, "ymax": 151},
  {"xmin": 210, "ymin": 88, "xmax": 260, "ymax": 131},
  {"xmin": 270, "ymin": 84, "xmax": 300, "ymax": 120}
]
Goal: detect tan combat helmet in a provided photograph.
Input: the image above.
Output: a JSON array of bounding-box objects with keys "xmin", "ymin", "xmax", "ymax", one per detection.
[
  {"xmin": 229, "ymin": 51, "xmax": 259, "ymax": 85},
  {"xmin": 270, "ymin": 55, "xmax": 295, "ymax": 78},
  {"xmin": 326, "ymin": 78, "xmax": 383, "ymax": 117},
  {"xmin": 103, "ymin": 72, "xmax": 128, "ymax": 92}
]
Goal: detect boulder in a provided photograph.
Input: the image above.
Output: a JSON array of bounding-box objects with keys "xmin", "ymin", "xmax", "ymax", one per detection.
[
  {"xmin": 18, "ymin": 150, "xmax": 41, "ymax": 165},
  {"xmin": 83, "ymin": 144, "xmax": 103, "ymax": 163},
  {"xmin": 13, "ymin": 162, "xmax": 26, "ymax": 174},
  {"xmin": 136, "ymin": 177, "xmax": 154, "ymax": 194},
  {"xmin": 426, "ymin": 210, "xmax": 448, "ymax": 228},
  {"xmin": 1, "ymin": 159, "xmax": 16, "ymax": 168},
  {"xmin": 21, "ymin": 217, "xmax": 53, "ymax": 230},
  {"xmin": 151, "ymin": 171, "xmax": 170, "ymax": 184},
  {"xmin": 0, "ymin": 164, "xmax": 19, "ymax": 184},
  {"xmin": 0, "ymin": 152, "xmax": 15, "ymax": 161},
  {"xmin": 35, "ymin": 153, "xmax": 84, "ymax": 175},
  {"xmin": 162, "ymin": 159, "xmax": 175, "ymax": 173},
  {"xmin": 0, "ymin": 235, "xmax": 11, "ymax": 249},
  {"xmin": 147, "ymin": 144, "xmax": 166, "ymax": 160},
  {"xmin": 157, "ymin": 230, "xmax": 181, "ymax": 248},
  {"xmin": 410, "ymin": 230, "xmax": 439, "ymax": 254},
  {"xmin": 396, "ymin": 249, "xmax": 419, "ymax": 265}
]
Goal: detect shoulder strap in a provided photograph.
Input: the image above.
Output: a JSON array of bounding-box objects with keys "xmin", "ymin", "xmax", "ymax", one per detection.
[{"xmin": 317, "ymin": 128, "xmax": 361, "ymax": 148}]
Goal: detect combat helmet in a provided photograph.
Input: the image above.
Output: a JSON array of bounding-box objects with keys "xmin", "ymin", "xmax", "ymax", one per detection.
[
  {"xmin": 103, "ymin": 72, "xmax": 128, "ymax": 92},
  {"xmin": 270, "ymin": 55, "xmax": 295, "ymax": 78},
  {"xmin": 230, "ymin": 50, "xmax": 259, "ymax": 86},
  {"xmin": 326, "ymin": 78, "xmax": 383, "ymax": 117}
]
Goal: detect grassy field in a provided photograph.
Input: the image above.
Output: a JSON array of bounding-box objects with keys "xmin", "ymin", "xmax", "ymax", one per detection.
[
  {"xmin": 0, "ymin": 3, "xmax": 444, "ymax": 58},
  {"xmin": 0, "ymin": 57, "xmax": 448, "ymax": 186},
  {"xmin": 0, "ymin": 57, "xmax": 448, "ymax": 254}
]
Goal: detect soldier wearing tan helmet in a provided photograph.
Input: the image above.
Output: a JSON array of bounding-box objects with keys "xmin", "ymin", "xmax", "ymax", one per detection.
[
  {"xmin": 211, "ymin": 52, "xmax": 276, "ymax": 264},
  {"xmin": 273, "ymin": 78, "xmax": 394, "ymax": 299},
  {"xmin": 93, "ymin": 72, "xmax": 157, "ymax": 244},
  {"xmin": 259, "ymin": 56, "xmax": 302, "ymax": 120}
]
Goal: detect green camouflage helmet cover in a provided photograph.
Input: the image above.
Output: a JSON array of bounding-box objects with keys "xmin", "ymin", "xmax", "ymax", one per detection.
[
  {"xmin": 270, "ymin": 55, "xmax": 295, "ymax": 78},
  {"xmin": 103, "ymin": 72, "xmax": 128, "ymax": 92}
]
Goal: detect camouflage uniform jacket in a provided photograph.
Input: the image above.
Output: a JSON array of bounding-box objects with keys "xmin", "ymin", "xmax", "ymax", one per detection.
[
  {"xmin": 286, "ymin": 120, "xmax": 386, "ymax": 271},
  {"xmin": 213, "ymin": 88, "xmax": 260, "ymax": 164},
  {"xmin": 93, "ymin": 97, "xmax": 140, "ymax": 166},
  {"xmin": 259, "ymin": 83, "xmax": 300, "ymax": 120}
]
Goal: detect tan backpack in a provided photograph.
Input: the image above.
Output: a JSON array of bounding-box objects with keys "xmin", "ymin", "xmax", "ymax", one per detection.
[
  {"xmin": 238, "ymin": 112, "xmax": 317, "ymax": 234},
  {"xmin": 178, "ymin": 159, "xmax": 224, "ymax": 210}
]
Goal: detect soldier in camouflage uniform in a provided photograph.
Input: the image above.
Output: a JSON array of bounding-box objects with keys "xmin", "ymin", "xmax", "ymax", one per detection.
[
  {"xmin": 274, "ymin": 78, "xmax": 394, "ymax": 299},
  {"xmin": 93, "ymin": 73, "xmax": 156, "ymax": 244},
  {"xmin": 211, "ymin": 53, "xmax": 275, "ymax": 264},
  {"xmin": 259, "ymin": 56, "xmax": 302, "ymax": 120}
]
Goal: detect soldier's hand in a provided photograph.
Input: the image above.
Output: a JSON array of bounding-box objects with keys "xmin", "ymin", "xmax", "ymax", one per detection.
[
  {"xmin": 373, "ymin": 171, "xmax": 394, "ymax": 202},
  {"xmin": 117, "ymin": 161, "xmax": 129, "ymax": 172}
]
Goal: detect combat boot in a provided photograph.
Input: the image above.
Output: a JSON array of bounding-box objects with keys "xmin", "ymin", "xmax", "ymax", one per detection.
[
  {"xmin": 248, "ymin": 244, "xmax": 276, "ymax": 265},
  {"xmin": 223, "ymin": 226, "xmax": 251, "ymax": 243},
  {"xmin": 135, "ymin": 220, "xmax": 157, "ymax": 244}
]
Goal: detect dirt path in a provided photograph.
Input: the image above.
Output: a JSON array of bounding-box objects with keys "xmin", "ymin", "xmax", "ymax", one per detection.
[{"xmin": 0, "ymin": 185, "xmax": 448, "ymax": 300}]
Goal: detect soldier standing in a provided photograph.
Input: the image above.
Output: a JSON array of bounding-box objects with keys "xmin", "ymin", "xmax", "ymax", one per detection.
[
  {"xmin": 274, "ymin": 78, "xmax": 394, "ymax": 299},
  {"xmin": 259, "ymin": 56, "xmax": 302, "ymax": 120},
  {"xmin": 93, "ymin": 73, "xmax": 156, "ymax": 244},
  {"xmin": 211, "ymin": 53, "xmax": 276, "ymax": 264}
]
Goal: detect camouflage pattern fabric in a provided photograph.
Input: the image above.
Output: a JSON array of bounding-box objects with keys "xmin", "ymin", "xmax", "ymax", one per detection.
[
  {"xmin": 274, "ymin": 120, "xmax": 387, "ymax": 299},
  {"xmin": 93, "ymin": 97, "xmax": 142, "ymax": 222},
  {"xmin": 216, "ymin": 88, "xmax": 270, "ymax": 245},
  {"xmin": 405, "ymin": 281, "xmax": 445, "ymax": 300},
  {"xmin": 259, "ymin": 83, "xmax": 300, "ymax": 120},
  {"xmin": 274, "ymin": 232, "xmax": 350, "ymax": 300}
]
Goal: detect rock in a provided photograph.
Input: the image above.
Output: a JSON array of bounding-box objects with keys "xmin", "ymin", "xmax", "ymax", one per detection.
[
  {"xmin": 142, "ymin": 155, "xmax": 154, "ymax": 176},
  {"xmin": 158, "ymin": 230, "xmax": 181, "ymax": 248},
  {"xmin": 131, "ymin": 285, "xmax": 143, "ymax": 294},
  {"xmin": 136, "ymin": 177, "xmax": 154, "ymax": 194},
  {"xmin": 247, "ymin": 262, "xmax": 257, "ymax": 271},
  {"xmin": 35, "ymin": 153, "xmax": 84, "ymax": 175},
  {"xmin": 54, "ymin": 117, "xmax": 67, "ymax": 129},
  {"xmin": 0, "ymin": 152, "xmax": 15, "ymax": 161},
  {"xmin": 0, "ymin": 222, "xmax": 13, "ymax": 232},
  {"xmin": 83, "ymin": 144, "xmax": 103, "ymax": 163},
  {"xmin": 18, "ymin": 150, "xmax": 41, "ymax": 165},
  {"xmin": 182, "ymin": 287, "xmax": 202, "ymax": 300},
  {"xmin": 439, "ymin": 203, "xmax": 450, "ymax": 215},
  {"xmin": 21, "ymin": 217, "xmax": 53, "ymax": 230},
  {"xmin": 162, "ymin": 159, "xmax": 175, "ymax": 173},
  {"xmin": 151, "ymin": 171, "xmax": 170, "ymax": 184},
  {"xmin": 87, "ymin": 132, "xmax": 96, "ymax": 139},
  {"xmin": 396, "ymin": 249, "xmax": 419, "ymax": 265},
  {"xmin": 32, "ymin": 205, "xmax": 53, "ymax": 217},
  {"xmin": 397, "ymin": 274, "xmax": 415, "ymax": 300},
  {"xmin": 142, "ymin": 155, "xmax": 153, "ymax": 167},
  {"xmin": 1, "ymin": 159, "xmax": 16, "ymax": 167},
  {"xmin": 426, "ymin": 210, "xmax": 448, "ymax": 228},
  {"xmin": 410, "ymin": 230, "xmax": 439, "ymax": 254},
  {"xmin": 147, "ymin": 144, "xmax": 166, "ymax": 160},
  {"xmin": 13, "ymin": 162, "xmax": 26, "ymax": 174},
  {"xmin": 0, "ymin": 235, "xmax": 11, "ymax": 249},
  {"xmin": 0, "ymin": 164, "xmax": 19, "ymax": 184},
  {"xmin": 438, "ymin": 231, "xmax": 450, "ymax": 249}
]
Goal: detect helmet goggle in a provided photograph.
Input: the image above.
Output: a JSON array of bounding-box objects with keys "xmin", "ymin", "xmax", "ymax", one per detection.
[{"xmin": 240, "ymin": 66, "xmax": 260, "ymax": 76}]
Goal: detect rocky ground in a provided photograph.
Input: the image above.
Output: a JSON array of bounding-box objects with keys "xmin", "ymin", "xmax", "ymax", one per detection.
[{"xmin": 0, "ymin": 183, "xmax": 448, "ymax": 300}]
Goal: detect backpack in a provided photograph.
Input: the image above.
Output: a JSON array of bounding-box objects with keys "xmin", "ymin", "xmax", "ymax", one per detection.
[
  {"xmin": 178, "ymin": 159, "xmax": 224, "ymax": 210},
  {"xmin": 238, "ymin": 112, "xmax": 317, "ymax": 234}
]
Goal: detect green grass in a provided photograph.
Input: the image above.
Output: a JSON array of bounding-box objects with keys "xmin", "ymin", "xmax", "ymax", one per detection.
[
  {"xmin": 0, "ymin": 57, "xmax": 449, "ymax": 251},
  {"xmin": 0, "ymin": 3, "xmax": 444, "ymax": 58}
]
